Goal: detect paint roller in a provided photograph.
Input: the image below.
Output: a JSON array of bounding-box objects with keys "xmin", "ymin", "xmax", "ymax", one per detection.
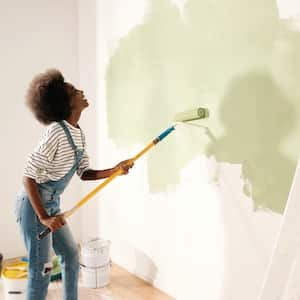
[
  {"xmin": 37, "ymin": 107, "xmax": 209, "ymax": 240},
  {"xmin": 174, "ymin": 107, "xmax": 209, "ymax": 122}
]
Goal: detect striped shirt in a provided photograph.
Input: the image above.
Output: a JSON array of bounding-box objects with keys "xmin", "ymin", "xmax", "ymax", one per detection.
[{"xmin": 24, "ymin": 120, "xmax": 90, "ymax": 183}]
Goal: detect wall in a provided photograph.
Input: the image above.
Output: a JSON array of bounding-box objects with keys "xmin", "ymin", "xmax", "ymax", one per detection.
[
  {"xmin": 0, "ymin": 0, "xmax": 81, "ymax": 258},
  {"xmin": 95, "ymin": 0, "xmax": 300, "ymax": 299},
  {"xmin": 76, "ymin": 0, "xmax": 98, "ymax": 241}
]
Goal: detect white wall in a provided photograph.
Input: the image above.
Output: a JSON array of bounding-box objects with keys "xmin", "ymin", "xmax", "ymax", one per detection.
[
  {"xmin": 0, "ymin": 0, "xmax": 81, "ymax": 259},
  {"xmin": 76, "ymin": 0, "xmax": 98, "ymax": 241},
  {"xmin": 276, "ymin": 0, "xmax": 300, "ymax": 19}
]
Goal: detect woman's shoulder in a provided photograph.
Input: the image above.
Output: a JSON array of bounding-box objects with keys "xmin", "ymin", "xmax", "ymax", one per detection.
[
  {"xmin": 41, "ymin": 122, "xmax": 64, "ymax": 140},
  {"xmin": 33, "ymin": 122, "xmax": 63, "ymax": 153}
]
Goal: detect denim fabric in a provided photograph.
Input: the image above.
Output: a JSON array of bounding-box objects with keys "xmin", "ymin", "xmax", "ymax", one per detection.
[{"xmin": 15, "ymin": 121, "xmax": 84, "ymax": 300}]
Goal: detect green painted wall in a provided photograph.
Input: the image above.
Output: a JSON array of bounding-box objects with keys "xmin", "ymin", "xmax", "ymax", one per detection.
[{"xmin": 106, "ymin": 0, "xmax": 300, "ymax": 213}]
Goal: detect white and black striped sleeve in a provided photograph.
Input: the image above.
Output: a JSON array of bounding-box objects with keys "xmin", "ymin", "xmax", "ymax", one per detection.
[{"xmin": 24, "ymin": 125, "xmax": 60, "ymax": 182}]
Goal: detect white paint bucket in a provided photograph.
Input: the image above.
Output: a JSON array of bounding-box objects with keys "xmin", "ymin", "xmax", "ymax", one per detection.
[
  {"xmin": 2, "ymin": 277, "xmax": 27, "ymax": 300},
  {"xmin": 80, "ymin": 263, "xmax": 111, "ymax": 288},
  {"xmin": 80, "ymin": 238, "xmax": 111, "ymax": 288},
  {"xmin": 2, "ymin": 262, "xmax": 27, "ymax": 300}
]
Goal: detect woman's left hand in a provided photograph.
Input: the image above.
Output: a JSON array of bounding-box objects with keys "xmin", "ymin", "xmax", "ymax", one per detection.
[{"xmin": 115, "ymin": 159, "xmax": 134, "ymax": 175}]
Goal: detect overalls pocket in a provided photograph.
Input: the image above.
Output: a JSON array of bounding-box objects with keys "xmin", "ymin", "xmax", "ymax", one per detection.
[
  {"xmin": 39, "ymin": 188, "xmax": 54, "ymax": 204},
  {"xmin": 39, "ymin": 187, "xmax": 60, "ymax": 215}
]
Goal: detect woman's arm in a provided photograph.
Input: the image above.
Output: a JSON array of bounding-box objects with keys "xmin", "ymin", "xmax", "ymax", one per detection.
[
  {"xmin": 23, "ymin": 176, "xmax": 65, "ymax": 231},
  {"xmin": 81, "ymin": 159, "xmax": 134, "ymax": 181}
]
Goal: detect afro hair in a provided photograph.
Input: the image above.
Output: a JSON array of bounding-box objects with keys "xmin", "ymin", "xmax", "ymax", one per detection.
[{"xmin": 26, "ymin": 69, "xmax": 72, "ymax": 124}]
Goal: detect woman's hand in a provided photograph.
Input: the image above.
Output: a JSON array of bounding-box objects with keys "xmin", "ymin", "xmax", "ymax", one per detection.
[
  {"xmin": 39, "ymin": 214, "xmax": 66, "ymax": 232},
  {"xmin": 81, "ymin": 160, "xmax": 134, "ymax": 180},
  {"xmin": 115, "ymin": 159, "xmax": 134, "ymax": 175}
]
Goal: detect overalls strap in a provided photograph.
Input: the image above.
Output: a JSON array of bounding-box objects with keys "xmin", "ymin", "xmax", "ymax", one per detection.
[{"xmin": 58, "ymin": 121, "xmax": 84, "ymax": 161}]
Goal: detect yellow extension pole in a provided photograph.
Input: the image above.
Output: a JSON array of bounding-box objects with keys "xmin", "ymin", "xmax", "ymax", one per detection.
[
  {"xmin": 64, "ymin": 141, "xmax": 156, "ymax": 218},
  {"xmin": 37, "ymin": 126, "xmax": 175, "ymax": 240}
]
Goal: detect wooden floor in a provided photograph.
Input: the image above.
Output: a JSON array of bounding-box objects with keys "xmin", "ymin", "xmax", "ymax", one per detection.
[{"xmin": 1, "ymin": 263, "xmax": 174, "ymax": 300}]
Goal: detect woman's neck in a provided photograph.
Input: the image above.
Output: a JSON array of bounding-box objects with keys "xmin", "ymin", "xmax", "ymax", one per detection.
[{"xmin": 66, "ymin": 111, "xmax": 81, "ymax": 128}]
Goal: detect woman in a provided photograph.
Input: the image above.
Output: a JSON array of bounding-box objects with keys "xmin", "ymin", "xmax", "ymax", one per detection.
[{"xmin": 15, "ymin": 69, "xmax": 133, "ymax": 300}]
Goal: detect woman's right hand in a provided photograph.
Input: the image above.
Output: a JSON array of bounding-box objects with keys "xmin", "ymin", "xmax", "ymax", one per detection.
[{"xmin": 39, "ymin": 214, "xmax": 66, "ymax": 232}]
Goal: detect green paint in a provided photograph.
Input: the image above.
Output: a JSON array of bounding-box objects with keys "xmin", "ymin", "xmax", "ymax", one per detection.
[
  {"xmin": 206, "ymin": 72, "xmax": 296, "ymax": 213},
  {"xmin": 106, "ymin": 0, "xmax": 300, "ymax": 213}
]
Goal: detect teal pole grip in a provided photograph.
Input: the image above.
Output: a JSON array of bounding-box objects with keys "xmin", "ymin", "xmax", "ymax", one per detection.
[{"xmin": 154, "ymin": 126, "xmax": 175, "ymax": 144}]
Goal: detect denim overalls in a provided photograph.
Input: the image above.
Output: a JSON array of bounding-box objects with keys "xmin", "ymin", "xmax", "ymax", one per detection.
[{"xmin": 15, "ymin": 121, "xmax": 83, "ymax": 300}]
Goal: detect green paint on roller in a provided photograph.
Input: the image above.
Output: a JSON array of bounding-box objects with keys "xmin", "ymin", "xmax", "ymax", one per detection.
[{"xmin": 174, "ymin": 107, "xmax": 209, "ymax": 122}]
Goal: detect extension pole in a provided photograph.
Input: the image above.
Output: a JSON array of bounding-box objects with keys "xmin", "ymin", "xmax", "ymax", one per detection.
[{"xmin": 38, "ymin": 126, "xmax": 176, "ymax": 240}]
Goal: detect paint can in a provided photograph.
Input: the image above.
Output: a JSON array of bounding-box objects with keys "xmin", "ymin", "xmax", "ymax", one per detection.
[
  {"xmin": 80, "ymin": 238, "xmax": 111, "ymax": 288},
  {"xmin": 80, "ymin": 263, "xmax": 111, "ymax": 288},
  {"xmin": 1, "ymin": 262, "xmax": 27, "ymax": 300}
]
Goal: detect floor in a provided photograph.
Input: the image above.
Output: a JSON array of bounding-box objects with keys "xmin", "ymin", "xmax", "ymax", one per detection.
[{"xmin": 1, "ymin": 263, "xmax": 174, "ymax": 300}]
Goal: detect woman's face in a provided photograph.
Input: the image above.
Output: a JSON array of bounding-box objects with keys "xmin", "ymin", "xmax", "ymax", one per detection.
[{"xmin": 66, "ymin": 82, "xmax": 89, "ymax": 112}]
